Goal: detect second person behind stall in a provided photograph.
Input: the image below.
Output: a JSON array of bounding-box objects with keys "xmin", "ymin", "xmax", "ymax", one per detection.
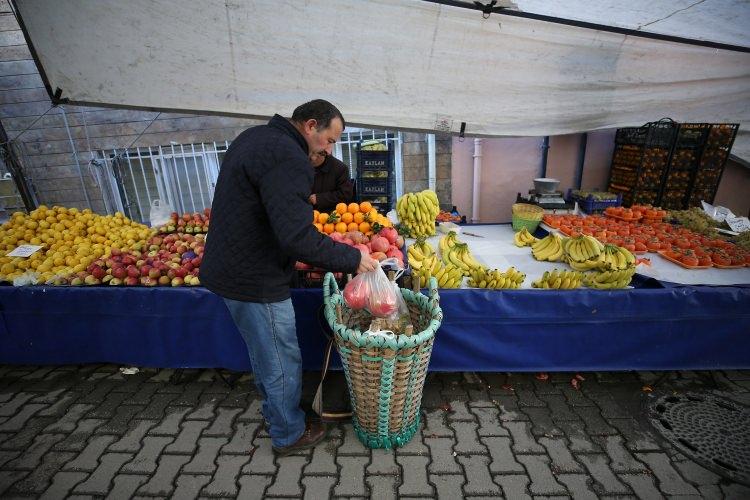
[{"xmin": 308, "ymin": 151, "xmax": 354, "ymax": 213}]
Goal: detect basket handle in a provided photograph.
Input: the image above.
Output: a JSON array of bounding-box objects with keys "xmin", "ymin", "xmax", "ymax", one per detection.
[
  {"xmin": 323, "ymin": 272, "xmax": 340, "ymax": 302},
  {"xmin": 427, "ymin": 276, "xmax": 440, "ymax": 308}
]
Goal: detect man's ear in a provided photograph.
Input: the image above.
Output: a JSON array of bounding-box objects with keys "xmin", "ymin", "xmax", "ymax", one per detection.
[{"xmin": 304, "ymin": 119, "xmax": 318, "ymax": 133}]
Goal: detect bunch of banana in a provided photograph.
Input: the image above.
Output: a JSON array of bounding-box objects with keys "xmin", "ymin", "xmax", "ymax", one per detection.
[
  {"xmin": 440, "ymin": 232, "xmax": 485, "ymax": 276},
  {"xmin": 411, "ymin": 254, "xmax": 463, "ymax": 288},
  {"xmin": 599, "ymin": 244, "xmax": 635, "ymax": 271},
  {"xmin": 513, "ymin": 227, "xmax": 538, "ymax": 247},
  {"xmin": 406, "ymin": 238, "xmax": 435, "ymax": 270},
  {"xmin": 584, "ymin": 266, "xmax": 636, "ymax": 289},
  {"xmin": 564, "ymin": 235, "xmax": 606, "ymax": 271},
  {"xmin": 531, "ymin": 269, "xmax": 585, "ymax": 289},
  {"xmin": 530, "ymin": 233, "xmax": 565, "ymax": 262},
  {"xmin": 467, "ymin": 266, "xmax": 525, "ymax": 289},
  {"xmin": 396, "ymin": 190, "xmax": 440, "ymax": 238}
]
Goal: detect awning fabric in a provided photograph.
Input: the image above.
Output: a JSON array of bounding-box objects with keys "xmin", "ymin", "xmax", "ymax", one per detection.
[{"xmin": 15, "ymin": 0, "xmax": 750, "ymax": 158}]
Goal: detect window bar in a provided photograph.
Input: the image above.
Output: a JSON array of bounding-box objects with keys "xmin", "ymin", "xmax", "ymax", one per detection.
[
  {"xmin": 113, "ymin": 149, "xmax": 133, "ymax": 219},
  {"xmin": 169, "ymin": 143, "xmax": 186, "ymax": 214},
  {"xmin": 200, "ymin": 143, "xmax": 214, "ymax": 201},
  {"xmin": 190, "ymin": 143, "xmax": 207, "ymax": 209},
  {"xmin": 134, "ymin": 146, "xmax": 153, "ymax": 206},
  {"xmin": 395, "ymin": 132, "xmax": 404, "ymax": 200},
  {"xmin": 178, "ymin": 143, "xmax": 197, "ymax": 213},
  {"xmin": 124, "ymin": 150, "xmax": 144, "ymax": 222}
]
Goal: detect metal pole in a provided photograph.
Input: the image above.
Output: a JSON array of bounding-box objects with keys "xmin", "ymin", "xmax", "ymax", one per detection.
[
  {"xmin": 472, "ymin": 138, "xmax": 483, "ymax": 223},
  {"xmin": 59, "ymin": 105, "xmax": 92, "ymax": 209},
  {"xmin": 540, "ymin": 136, "xmax": 550, "ymax": 178},
  {"xmin": 575, "ymin": 133, "xmax": 588, "ymax": 190}
]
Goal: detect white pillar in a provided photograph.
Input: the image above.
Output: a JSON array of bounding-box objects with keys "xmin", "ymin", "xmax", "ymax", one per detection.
[
  {"xmin": 472, "ymin": 138, "xmax": 483, "ymax": 223},
  {"xmin": 427, "ymin": 133, "xmax": 436, "ymax": 192}
]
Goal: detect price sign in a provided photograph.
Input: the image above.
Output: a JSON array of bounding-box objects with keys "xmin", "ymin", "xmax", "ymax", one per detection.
[
  {"xmin": 725, "ymin": 216, "xmax": 750, "ymax": 233},
  {"xmin": 7, "ymin": 244, "xmax": 43, "ymax": 258}
]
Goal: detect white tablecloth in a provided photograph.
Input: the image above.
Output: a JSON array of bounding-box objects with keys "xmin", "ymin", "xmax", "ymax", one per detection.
[{"xmin": 409, "ymin": 224, "xmax": 750, "ymax": 288}]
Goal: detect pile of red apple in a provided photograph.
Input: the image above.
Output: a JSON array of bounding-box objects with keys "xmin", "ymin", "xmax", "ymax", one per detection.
[
  {"xmin": 295, "ymin": 227, "xmax": 405, "ymax": 277},
  {"xmin": 63, "ymin": 233, "xmax": 204, "ymax": 286},
  {"xmin": 156, "ymin": 208, "xmax": 211, "ymax": 234}
]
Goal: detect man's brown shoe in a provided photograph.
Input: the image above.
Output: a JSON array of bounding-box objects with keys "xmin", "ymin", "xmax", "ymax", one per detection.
[{"xmin": 272, "ymin": 421, "xmax": 327, "ymax": 456}]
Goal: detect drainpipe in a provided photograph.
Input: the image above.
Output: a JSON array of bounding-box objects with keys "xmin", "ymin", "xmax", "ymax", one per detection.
[
  {"xmin": 427, "ymin": 134, "xmax": 436, "ymax": 192},
  {"xmin": 575, "ymin": 133, "xmax": 588, "ymax": 189},
  {"xmin": 60, "ymin": 106, "xmax": 92, "ymax": 209},
  {"xmin": 472, "ymin": 138, "xmax": 483, "ymax": 223}
]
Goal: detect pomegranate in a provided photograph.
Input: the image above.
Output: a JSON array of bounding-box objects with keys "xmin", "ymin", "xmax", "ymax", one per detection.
[
  {"xmin": 370, "ymin": 235, "xmax": 390, "ymax": 253},
  {"xmin": 343, "ymin": 276, "xmax": 370, "ymax": 310},
  {"xmin": 380, "ymin": 227, "xmax": 398, "ymax": 245}
]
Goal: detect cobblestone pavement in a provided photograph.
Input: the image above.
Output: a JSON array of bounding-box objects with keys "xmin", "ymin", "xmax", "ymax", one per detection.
[{"xmin": 1, "ymin": 365, "xmax": 749, "ymax": 499}]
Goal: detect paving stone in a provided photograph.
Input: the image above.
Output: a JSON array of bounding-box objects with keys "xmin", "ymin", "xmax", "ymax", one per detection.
[
  {"xmin": 242, "ymin": 438, "xmax": 276, "ymax": 475},
  {"xmin": 495, "ymin": 395, "xmax": 529, "ymax": 421},
  {"xmin": 5, "ymin": 433, "xmax": 65, "ymax": 470},
  {"xmin": 572, "ymin": 406, "xmax": 617, "ymax": 436},
  {"xmin": 137, "ymin": 454, "xmax": 191, "ymax": 496},
  {"xmin": 471, "ymin": 406, "xmax": 508, "ymax": 437},
  {"xmin": 0, "ymin": 404, "xmax": 46, "ymax": 432},
  {"xmin": 0, "ymin": 416, "xmax": 57, "ymax": 450},
  {"xmin": 304, "ymin": 438, "xmax": 339, "ymax": 475},
  {"xmin": 618, "ymin": 473, "xmax": 662, "ymax": 499},
  {"xmin": 84, "ymin": 392, "xmax": 130, "ymax": 419},
  {"xmin": 39, "ymin": 471, "xmax": 88, "ymax": 500},
  {"xmin": 171, "ymin": 474, "xmax": 211, "ymax": 499},
  {"xmin": 522, "ymin": 407, "xmax": 563, "ymax": 437},
  {"xmin": 452, "ymin": 420, "xmax": 486, "ymax": 454},
  {"xmin": 0, "ymin": 393, "xmax": 34, "ymax": 417},
  {"xmin": 366, "ymin": 475, "xmax": 398, "ymax": 500},
  {"xmin": 396, "ymin": 455, "xmax": 432, "ymax": 496},
  {"xmin": 183, "ymin": 437, "xmax": 229, "ymax": 474},
  {"xmin": 237, "ymin": 399, "xmax": 264, "ymax": 422},
  {"xmin": 539, "ymin": 437, "xmax": 583, "ymax": 473},
  {"xmin": 447, "ymin": 400, "xmax": 475, "ymax": 421},
  {"xmin": 607, "ymin": 418, "xmax": 661, "ymax": 452},
  {"xmin": 368, "ymin": 448, "xmax": 399, "ymax": 475},
  {"xmin": 424, "ymin": 437, "xmax": 460, "ymax": 474},
  {"xmin": 556, "ymin": 474, "xmax": 598, "ymax": 500},
  {"xmin": 517, "ymin": 454, "xmax": 566, "ymax": 495},
  {"xmin": 135, "ymin": 393, "xmax": 179, "ymax": 420},
  {"xmin": 237, "ymin": 474, "xmax": 273, "ymax": 499},
  {"xmin": 673, "ymin": 458, "xmax": 721, "ymax": 486},
  {"xmin": 338, "ymin": 424, "xmax": 368, "ymax": 455},
  {"xmin": 577, "ymin": 454, "xmax": 631, "ymax": 495},
  {"xmin": 302, "ymin": 475, "xmax": 336, "ymax": 499},
  {"xmin": 419, "ymin": 379, "xmax": 444, "ymax": 408},
  {"xmin": 698, "ymin": 484, "xmax": 723, "ymax": 498},
  {"xmin": 31, "ymin": 387, "xmax": 67, "ymax": 404},
  {"xmin": 107, "ymin": 474, "xmax": 148, "ymax": 499},
  {"xmin": 0, "ymin": 451, "xmax": 19, "ymax": 468},
  {"xmin": 0, "ymin": 470, "xmax": 30, "ymax": 496},
  {"xmin": 458, "ymin": 454, "xmax": 501, "ymax": 495},
  {"xmin": 53, "ymin": 419, "xmax": 106, "ymax": 452},
  {"xmin": 202, "ymin": 455, "xmax": 251, "ymax": 496},
  {"xmin": 149, "ymin": 407, "xmax": 190, "ymax": 436},
  {"xmin": 517, "ymin": 388, "xmax": 546, "ymax": 407},
  {"xmin": 596, "ymin": 435, "xmax": 647, "ymax": 473},
  {"xmin": 95, "ymin": 405, "xmax": 143, "ymax": 435},
  {"xmin": 164, "ymin": 420, "xmax": 210, "ymax": 454},
  {"xmin": 395, "ymin": 426, "xmax": 428, "ymax": 455},
  {"xmin": 634, "ymin": 452, "xmax": 699, "ymax": 495},
  {"xmin": 539, "ymin": 394, "xmax": 580, "ymax": 421},
  {"xmin": 222, "ymin": 421, "xmax": 261, "ymax": 455},
  {"xmin": 109, "ymin": 420, "xmax": 158, "ymax": 452},
  {"xmin": 64, "ymin": 435, "xmax": 118, "ymax": 472},
  {"xmin": 334, "ymin": 455, "xmax": 368, "ymax": 496},
  {"xmin": 77, "ymin": 381, "xmax": 117, "ymax": 404},
  {"xmin": 423, "ymin": 409, "xmax": 452, "ymax": 437},
  {"xmin": 203, "ymin": 408, "xmax": 242, "ymax": 438},
  {"xmin": 494, "ymin": 473, "xmax": 531, "ymax": 500},
  {"xmin": 721, "ymin": 482, "xmax": 750, "ymax": 499},
  {"xmin": 503, "ymin": 421, "xmax": 545, "ymax": 453},
  {"xmin": 186, "ymin": 396, "xmax": 219, "ymax": 420},
  {"xmin": 555, "ymin": 421, "xmax": 601, "ymax": 453},
  {"xmin": 170, "ymin": 382, "xmax": 206, "ymax": 406},
  {"xmin": 120, "ymin": 436, "xmax": 173, "ymax": 474},
  {"xmin": 38, "ymin": 393, "xmax": 79, "ymax": 417},
  {"xmin": 6, "ymin": 451, "xmax": 75, "ymax": 494},
  {"xmin": 587, "ymin": 392, "xmax": 629, "ymax": 419},
  {"xmin": 429, "ymin": 473, "xmax": 464, "ymax": 499},
  {"xmin": 482, "ymin": 436, "xmax": 525, "ymax": 473},
  {"xmin": 126, "ymin": 383, "xmax": 160, "ymax": 405},
  {"xmin": 72, "ymin": 453, "xmax": 133, "ymax": 495}
]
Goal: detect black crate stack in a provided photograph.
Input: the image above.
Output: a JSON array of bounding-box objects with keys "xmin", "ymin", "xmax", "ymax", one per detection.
[
  {"xmin": 355, "ymin": 147, "xmax": 394, "ymax": 213},
  {"xmin": 607, "ymin": 121, "xmax": 738, "ymax": 209}
]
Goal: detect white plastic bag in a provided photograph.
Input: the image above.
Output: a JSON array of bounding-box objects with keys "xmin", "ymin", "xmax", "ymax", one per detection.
[
  {"xmin": 148, "ymin": 199, "xmax": 173, "ymax": 228},
  {"xmin": 343, "ymin": 258, "xmax": 405, "ymax": 319}
]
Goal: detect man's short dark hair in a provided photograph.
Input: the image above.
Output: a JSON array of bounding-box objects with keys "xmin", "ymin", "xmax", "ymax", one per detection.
[{"xmin": 291, "ymin": 99, "xmax": 345, "ymax": 130}]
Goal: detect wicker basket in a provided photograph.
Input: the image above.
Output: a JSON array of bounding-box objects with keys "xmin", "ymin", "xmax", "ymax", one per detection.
[
  {"xmin": 323, "ymin": 273, "xmax": 442, "ymax": 449},
  {"xmin": 511, "ymin": 203, "xmax": 544, "ymax": 232}
]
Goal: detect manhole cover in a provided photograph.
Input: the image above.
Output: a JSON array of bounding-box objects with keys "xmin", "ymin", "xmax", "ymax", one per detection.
[{"xmin": 647, "ymin": 392, "xmax": 750, "ymax": 485}]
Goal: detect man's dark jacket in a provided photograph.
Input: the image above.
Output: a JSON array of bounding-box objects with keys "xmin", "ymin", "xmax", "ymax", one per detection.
[
  {"xmin": 312, "ymin": 155, "xmax": 354, "ymax": 212},
  {"xmin": 201, "ymin": 115, "xmax": 360, "ymax": 302}
]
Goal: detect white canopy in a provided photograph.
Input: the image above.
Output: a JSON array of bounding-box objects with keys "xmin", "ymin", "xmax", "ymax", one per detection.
[{"xmin": 15, "ymin": 0, "xmax": 750, "ymax": 158}]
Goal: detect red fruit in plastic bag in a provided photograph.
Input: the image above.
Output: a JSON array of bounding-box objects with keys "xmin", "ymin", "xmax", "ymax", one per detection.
[
  {"xmin": 367, "ymin": 287, "xmax": 398, "ymax": 317},
  {"xmin": 343, "ymin": 276, "xmax": 369, "ymax": 310}
]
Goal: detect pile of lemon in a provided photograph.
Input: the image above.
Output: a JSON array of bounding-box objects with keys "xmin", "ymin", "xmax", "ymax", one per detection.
[{"xmin": 0, "ymin": 205, "xmax": 151, "ymax": 283}]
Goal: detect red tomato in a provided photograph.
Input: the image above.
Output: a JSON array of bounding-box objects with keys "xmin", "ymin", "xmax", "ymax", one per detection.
[
  {"xmin": 681, "ymin": 254, "xmax": 699, "ymax": 267},
  {"xmin": 634, "ymin": 242, "xmax": 648, "ymax": 252},
  {"xmin": 711, "ymin": 253, "xmax": 731, "ymax": 266},
  {"xmin": 698, "ymin": 255, "xmax": 712, "ymax": 267}
]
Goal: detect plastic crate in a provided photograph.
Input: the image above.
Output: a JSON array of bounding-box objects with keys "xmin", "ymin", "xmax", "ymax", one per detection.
[
  {"xmin": 357, "ymin": 149, "xmax": 392, "ymax": 171},
  {"xmin": 356, "ymin": 178, "xmax": 390, "ymax": 196},
  {"xmin": 566, "ymin": 189, "xmax": 622, "ymax": 213}
]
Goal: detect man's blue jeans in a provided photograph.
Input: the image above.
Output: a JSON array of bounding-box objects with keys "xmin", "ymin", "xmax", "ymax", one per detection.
[{"xmin": 223, "ymin": 297, "xmax": 305, "ymax": 448}]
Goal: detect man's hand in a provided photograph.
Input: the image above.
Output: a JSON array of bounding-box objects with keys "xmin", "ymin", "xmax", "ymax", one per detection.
[
  {"xmin": 357, "ymin": 253, "xmax": 379, "ymax": 274},
  {"xmin": 309, "ymin": 194, "xmax": 317, "ymax": 205}
]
